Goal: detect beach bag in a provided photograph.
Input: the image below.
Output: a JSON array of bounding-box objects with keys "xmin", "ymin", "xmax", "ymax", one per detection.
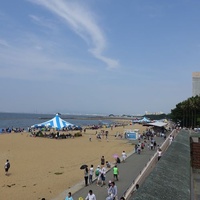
[{"xmin": 95, "ymin": 169, "xmax": 99, "ymax": 176}]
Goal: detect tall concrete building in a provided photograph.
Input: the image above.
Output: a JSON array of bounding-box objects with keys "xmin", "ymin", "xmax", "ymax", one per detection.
[{"xmin": 192, "ymin": 72, "xmax": 200, "ymax": 96}]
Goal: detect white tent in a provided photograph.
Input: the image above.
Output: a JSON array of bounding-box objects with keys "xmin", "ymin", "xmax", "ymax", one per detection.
[
  {"xmin": 139, "ymin": 117, "xmax": 151, "ymax": 123},
  {"xmin": 148, "ymin": 121, "xmax": 167, "ymax": 127}
]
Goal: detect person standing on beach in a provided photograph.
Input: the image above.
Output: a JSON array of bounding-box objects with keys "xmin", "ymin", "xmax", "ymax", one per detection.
[
  {"xmin": 4, "ymin": 159, "xmax": 10, "ymax": 175},
  {"xmin": 84, "ymin": 166, "xmax": 89, "ymax": 186},
  {"xmin": 85, "ymin": 189, "xmax": 96, "ymax": 200},
  {"xmin": 101, "ymin": 156, "xmax": 105, "ymax": 166},
  {"xmin": 65, "ymin": 192, "xmax": 73, "ymax": 200},
  {"xmin": 89, "ymin": 165, "xmax": 94, "ymax": 184}
]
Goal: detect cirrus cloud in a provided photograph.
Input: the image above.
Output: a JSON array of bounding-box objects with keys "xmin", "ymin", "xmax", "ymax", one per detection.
[{"xmin": 29, "ymin": 0, "xmax": 119, "ymax": 69}]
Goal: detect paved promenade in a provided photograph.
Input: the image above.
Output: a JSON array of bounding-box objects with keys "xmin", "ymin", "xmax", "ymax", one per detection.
[{"xmin": 54, "ymin": 136, "xmax": 166, "ymax": 200}]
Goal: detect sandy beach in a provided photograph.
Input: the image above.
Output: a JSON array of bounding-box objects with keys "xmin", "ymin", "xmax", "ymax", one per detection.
[{"xmin": 0, "ymin": 123, "xmax": 146, "ymax": 200}]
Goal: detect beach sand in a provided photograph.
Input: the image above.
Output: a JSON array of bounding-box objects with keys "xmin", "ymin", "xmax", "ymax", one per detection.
[{"xmin": 0, "ymin": 123, "xmax": 146, "ymax": 200}]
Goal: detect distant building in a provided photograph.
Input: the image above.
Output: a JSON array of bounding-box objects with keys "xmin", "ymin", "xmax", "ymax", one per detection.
[
  {"xmin": 145, "ymin": 111, "xmax": 164, "ymax": 115},
  {"xmin": 192, "ymin": 72, "xmax": 200, "ymax": 96}
]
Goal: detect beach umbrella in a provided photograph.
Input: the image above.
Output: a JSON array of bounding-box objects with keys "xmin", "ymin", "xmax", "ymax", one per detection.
[
  {"xmin": 113, "ymin": 154, "xmax": 119, "ymax": 159},
  {"xmin": 80, "ymin": 164, "xmax": 88, "ymax": 170}
]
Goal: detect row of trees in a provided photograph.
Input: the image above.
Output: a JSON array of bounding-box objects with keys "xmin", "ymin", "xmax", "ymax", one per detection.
[{"xmin": 171, "ymin": 95, "xmax": 200, "ymax": 128}]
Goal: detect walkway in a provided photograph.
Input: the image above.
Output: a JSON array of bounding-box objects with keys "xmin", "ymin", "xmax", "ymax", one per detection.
[{"xmin": 52, "ymin": 135, "xmax": 167, "ymax": 200}]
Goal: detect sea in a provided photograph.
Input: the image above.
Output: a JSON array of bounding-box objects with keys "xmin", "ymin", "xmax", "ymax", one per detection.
[{"xmin": 0, "ymin": 112, "xmax": 114, "ymax": 130}]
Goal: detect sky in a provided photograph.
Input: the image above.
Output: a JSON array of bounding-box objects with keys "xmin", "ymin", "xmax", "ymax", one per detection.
[{"xmin": 0, "ymin": 0, "xmax": 200, "ymax": 115}]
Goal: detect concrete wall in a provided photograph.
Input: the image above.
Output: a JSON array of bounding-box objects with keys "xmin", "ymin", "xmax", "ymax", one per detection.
[
  {"xmin": 191, "ymin": 138, "xmax": 200, "ymax": 169},
  {"xmin": 131, "ymin": 130, "xmax": 191, "ymax": 200}
]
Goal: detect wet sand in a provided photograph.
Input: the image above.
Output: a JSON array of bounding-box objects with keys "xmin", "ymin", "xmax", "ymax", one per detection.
[{"xmin": 0, "ymin": 123, "xmax": 146, "ymax": 200}]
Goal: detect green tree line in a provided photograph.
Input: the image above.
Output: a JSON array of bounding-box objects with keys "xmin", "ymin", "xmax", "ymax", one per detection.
[{"xmin": 171, "ymin": 95, "xmax": 200, "ymax": 128}]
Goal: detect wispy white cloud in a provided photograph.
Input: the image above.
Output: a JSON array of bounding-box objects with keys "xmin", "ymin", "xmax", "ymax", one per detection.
[
  {"xmin": 0, "ymin": 34, "xmax": 97, "ymax": 81},
  {"xmin": 29, "ymin": 14, "xmax": 58, "ymax": 30},
  {"xmin": 28, "ymin": 0, "xmax": 119, "ymax": 69}
]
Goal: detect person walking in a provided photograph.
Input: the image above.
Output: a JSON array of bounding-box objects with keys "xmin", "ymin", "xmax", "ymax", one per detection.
[
  {"xmin": 95, "ymin": 165, "xmax": 101, "ymax": 186},
  {"xmin": 153, "ymin": 140, "xmax": 157, "ymax": 150},
  {"xmin": 169, "ymin": 135, "xmax": 173, "ymax": 145},
  {"xmin": 100, "ymin": 166, "xmax": 106, "ymax": 187},
  {"xmin": 4, "ymin": 159, "xmax": 10, "ymax": 175},
  {"xmin": 106, "ymin": 181, "xmax": 118, "ymax": 200},
  {"xmin": 137, "ymin": 145, "xmax": 141, "ymax": 154},
  {"xmin": 89, "ymin": 165, "xmax": 94, "ymax": 184},
  {"xmin": 113, "ymin": 165, "xmax": 119, "ymax": 181},
  {"xmin": 122, "ymin": 151, "xmax": 127, "ymax": 162},
  {"xmin": 150, "ymin": 142, "xmax": 154, "ymax": 150},
  {"xmin": 158, "ymin": 148, "xmax": 162, "ymax": 161},
  {"xmin": 84, "ymin": 166, "xmax": 89, "ymax": 186},
  {"xmin": 85, "ymin": 190, "xmax": 96, "ymax": 200},
  {"xmin": 65, "ymin": 192, "xmax": 73, "ymax": 200}
]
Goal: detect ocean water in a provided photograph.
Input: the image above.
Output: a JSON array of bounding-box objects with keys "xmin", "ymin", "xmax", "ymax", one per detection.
[{"xmin": 0, "ymin": 112, "xmax": 114, "ymax": 129}]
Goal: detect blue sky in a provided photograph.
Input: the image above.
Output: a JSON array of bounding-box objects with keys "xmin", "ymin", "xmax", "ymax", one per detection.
[{"xmin": 0, "ymin": 0, "xmax": 199, "ymax": 115}]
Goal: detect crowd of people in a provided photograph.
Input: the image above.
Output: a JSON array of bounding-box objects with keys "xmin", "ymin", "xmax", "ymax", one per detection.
[
  {"xmin": 80, "ymin": 163, "xmax": 121, "ymax": 200},
  {"xmin": 30, "ymin": 131, "xmax": 76, "ymax": 139},
  {"xmin": 63, "ymin": 128, "xmax": 173, "ymax": 200},
  {"xmin": 133, "ymin": 127, "xmax": 169, "ymax": 155},
  {"xmin": 66, "ymin": 151, "xmax": 130, "ymax": 200},
  {"xmin": 0, "ymin": 127, "xmax": 25, "ymax": 133}
]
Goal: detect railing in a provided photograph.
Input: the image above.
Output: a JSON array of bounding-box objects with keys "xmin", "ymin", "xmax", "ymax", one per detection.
[{"xmin": 123, "ymin": 129, "xmax": 178, "ymax": 200}]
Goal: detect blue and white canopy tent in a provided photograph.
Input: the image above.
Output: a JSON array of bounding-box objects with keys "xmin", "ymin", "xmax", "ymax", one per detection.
[{"xmin": 31, "ymin": 114, "xmax": 79, "ymax": 130}]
